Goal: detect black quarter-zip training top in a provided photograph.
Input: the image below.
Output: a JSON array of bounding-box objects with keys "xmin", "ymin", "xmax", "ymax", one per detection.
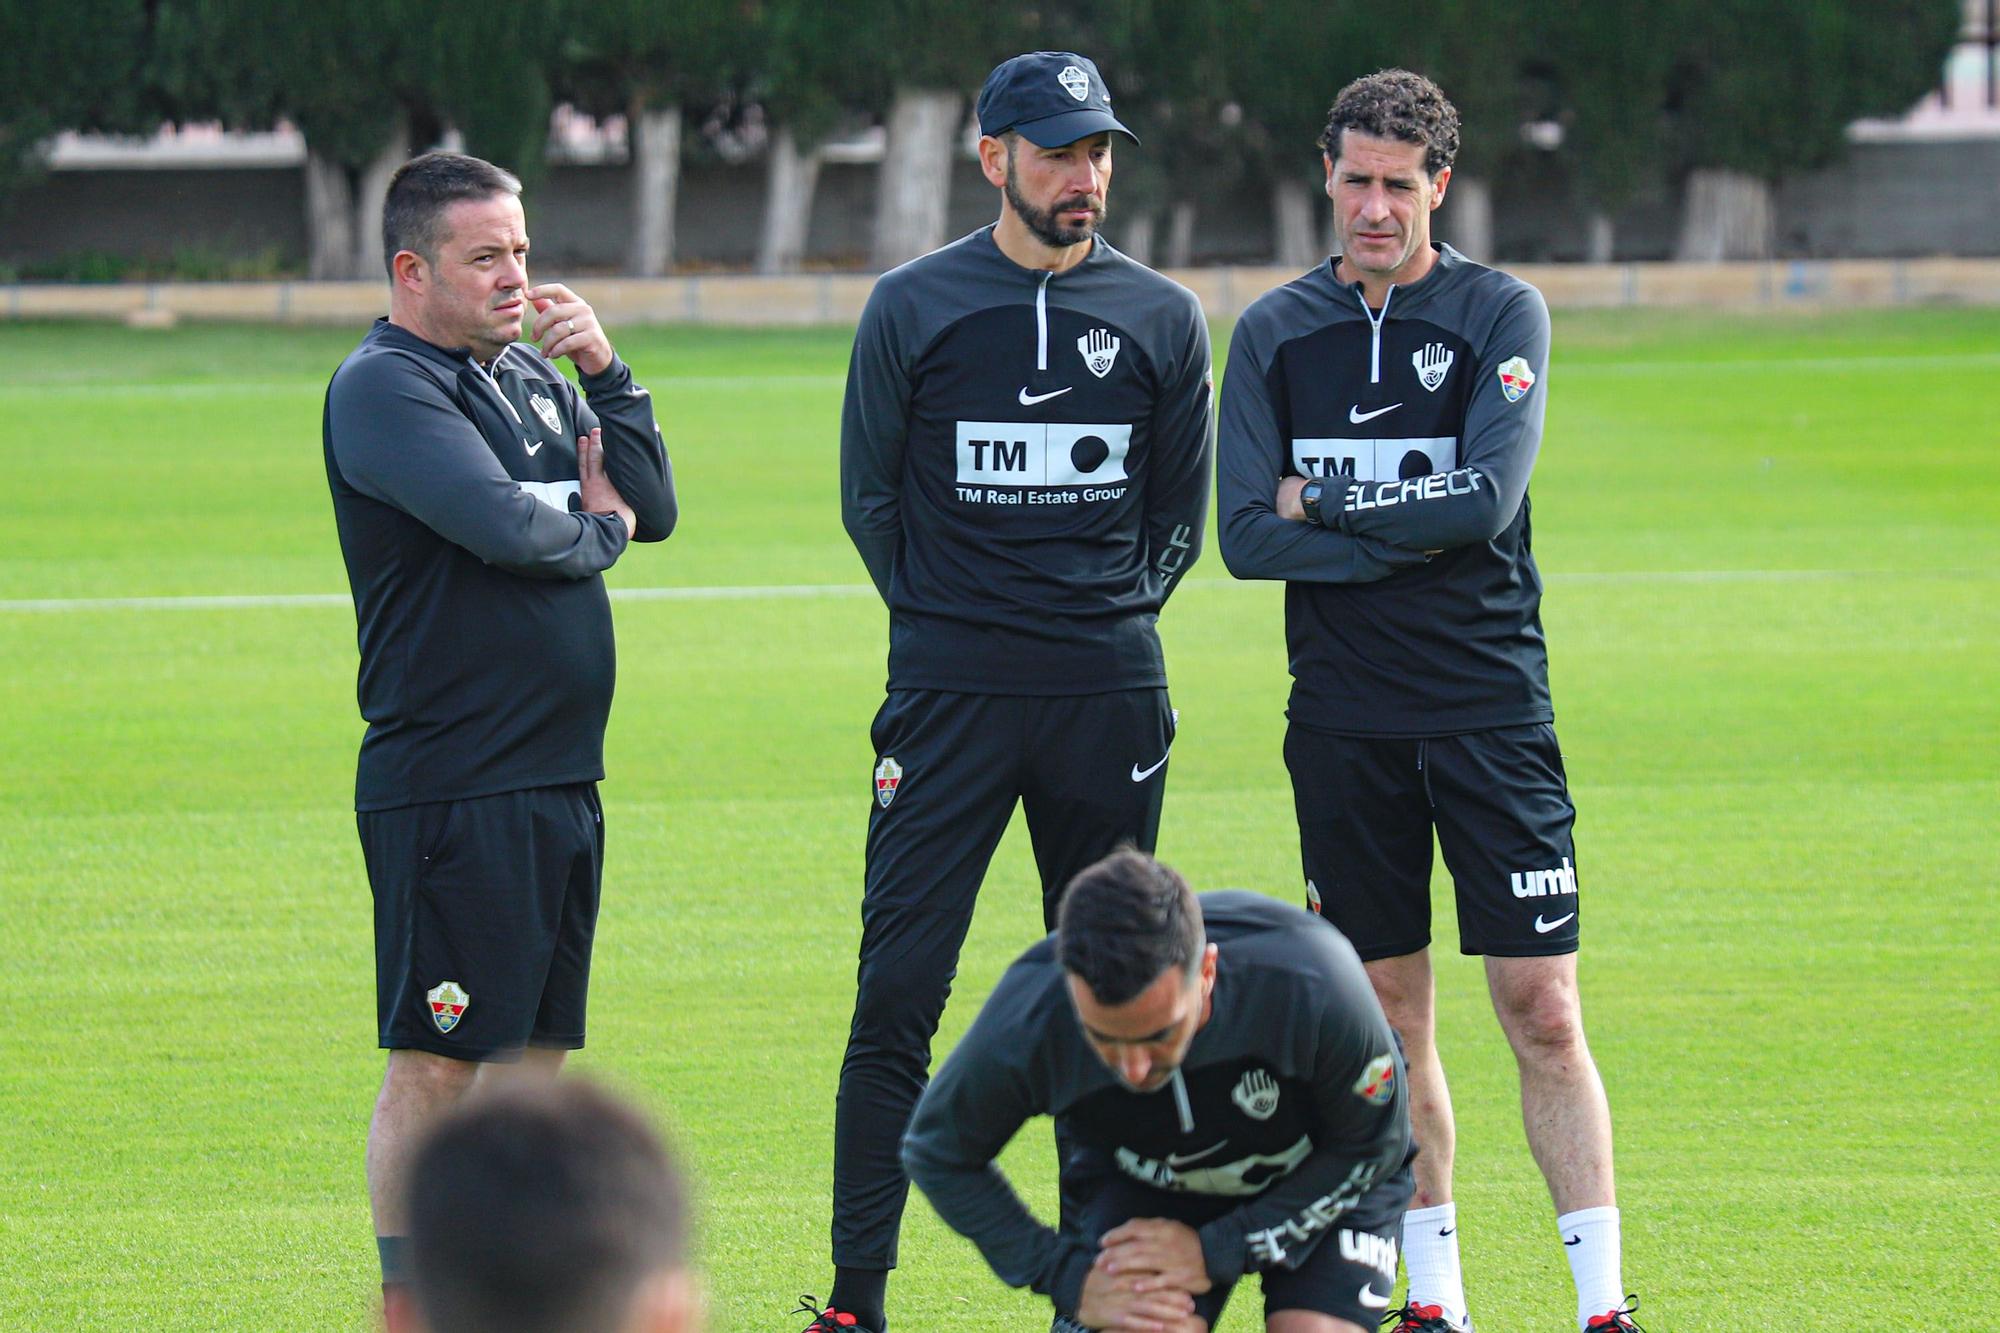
[
  {"xmin": 323, "ymin": 319, "xmax": 676, "ymax": 811},
  {"xmin": 842, "ymin": 226, "xmax": 1213, "ymax": 695},
  {"xmin": 902, "ymin": 892, "xmax": 1410, "ymax": 1319},
  {"xmin": 1218, "ymin": 245, "xmax": 1554, "ymax": 736}
]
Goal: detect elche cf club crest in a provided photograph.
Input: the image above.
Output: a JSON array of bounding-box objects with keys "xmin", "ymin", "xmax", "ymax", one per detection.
[
  {"xmin": 529, "ymin": 392, "xmax": 562, "ymax": 434},
  {"xmin": 874, "ymin": 756, "xmax": 903, "ymax": 808},
  {"xmin": 427, "ymin": 981, "xmax": 469, "ymax": 1034},
  {"xmin": 1352, "ymin": 1052, "xmax": 1397, "ymax": 1105},
  {"xmin": 1078, "ymin": 329, "xmax": 1121, "ymax": 379},
  {"xmin": 1496, "ymin": 354, "xmax": 1536, "ymax": 403},
  {"xmin": 1057, "ymin": 64, "xmax": 1091, "ymax": 101}
]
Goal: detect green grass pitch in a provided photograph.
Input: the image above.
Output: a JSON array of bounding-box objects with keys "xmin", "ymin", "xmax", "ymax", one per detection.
[{"xmin": 1, "ymin": 306, "xmax": 1995, "ymax": 1330}]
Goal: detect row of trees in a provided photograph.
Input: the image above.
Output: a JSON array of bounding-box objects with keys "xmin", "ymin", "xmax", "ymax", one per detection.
[{"xmin": 1, "ymin": 1, "xmax": 1963, "ymax": 277}]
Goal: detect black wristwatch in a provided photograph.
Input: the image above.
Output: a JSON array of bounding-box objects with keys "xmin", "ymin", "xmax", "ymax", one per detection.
[{"xmin": 1299, "ymin": 477, "xmax": 1326, "ymax": 526}]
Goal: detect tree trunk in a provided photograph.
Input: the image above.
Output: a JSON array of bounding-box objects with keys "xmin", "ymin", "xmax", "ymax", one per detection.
[
  {"xmin": 1674, "ymin": 168, "xmax": 1774, "ymax": 261},
  {"xmin": 756, "ymin": 126, "xmax": 823, "ymax": 274},
  {"xmin": 629, "ymin": 102, "xmax": 683, "ymax": 277},
  {"xmin": 1271, "ymin": 176, "xmax": 1318, "ymax": 268},
  {"xmin": 305, "ymin": 146, "xmax": 356, "ymax": 280},
  {"xmin": 1165, "ymin": 199, "xmax": 1196, "ymax": 268},
  {"xmin": 1586, "ymin": 211, "xmax": 1615, "ymax": 264},
  {"xmin": 1120, "ymin": 212, "xmax": 1156, "ymax": 267},
  {"xmin": 1444, "ymin": 175, "xmax": 1492, "ymax": 261},
  {"xmin": 350, "ymin": 120, "xmax": 409, "ymax": 280},
  {"xmin": 871, "ymin": 88, "xmax": 961, "ymax": 270}
]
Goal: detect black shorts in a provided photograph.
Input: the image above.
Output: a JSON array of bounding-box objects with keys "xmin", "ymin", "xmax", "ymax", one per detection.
[
  {"xmin": 359, "ymin": 782, "xmax": 603, "ymax": 1061},
  {"xmin": 1072, "ymin": 1152, "xmax": 1413, "ymax": 1328},
  {"xmin": 1285, "ymin": 722, "xmax": 1579, "ymax": 960}
]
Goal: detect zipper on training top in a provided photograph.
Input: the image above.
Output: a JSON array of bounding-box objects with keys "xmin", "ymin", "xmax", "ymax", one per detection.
[
  {"xmin": 1352, "ymin": 283, "xmax": 1396, "ymax": 385},
  {"xmin": 471, "ymin": 356, "xmax": 525, "ymax": 425},
  {"xmin": 1035, "ymin": 270, "xmax": 1053, "ymax": 371},
  {"xmin": 1169, "ymin": 1067, "xmax": 1195, "ymax": 1133}
]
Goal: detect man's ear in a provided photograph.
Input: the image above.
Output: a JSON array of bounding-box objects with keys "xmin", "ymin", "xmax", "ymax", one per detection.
[
  {"xmin": 978, "ymin": 134, "xmax": 1011, "ymax": 190},
  {"xmin": 391, "ymin": 249, "xmax": 428, "ymax": 296},
  {"xmin": 1429, "ymin": 164, "xmax": 1452, "ymax": 210}
]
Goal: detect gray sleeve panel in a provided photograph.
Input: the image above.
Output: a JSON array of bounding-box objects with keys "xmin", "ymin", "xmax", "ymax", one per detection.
[
  {"xmin": 1325, "ymin": 279, "xmax": 1551, "ymax": 550},
  {"xmin": 1194, "ymin": 926, "xmax": 1413, "ymax": 1284},
  {"xmin": 1141, "ymin": 285, "xmax": 1213, "ymax": 604},
  {"xmin": 839, "ymin": 274, "xmax": 917, "ymax": 601},
  {"xmin": 574, "ymin": 355, "xmax": 679, "ymax": 542},
  {"xmin": 328, "ymin": 351, "xmax": 627, "ymax": 580},
  {"xmin": 1217, "ymin": 293, "xmax": 1432, "ymax": 584},
  {"xmin": 901, "ymin": 962, "xmax": 1097, "ymax": 1318}
]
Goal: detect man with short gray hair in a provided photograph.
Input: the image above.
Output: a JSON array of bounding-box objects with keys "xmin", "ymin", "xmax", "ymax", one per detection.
[{"xmin": 323, "ymin": 150, "xmax": 677, "ymax": 1304}]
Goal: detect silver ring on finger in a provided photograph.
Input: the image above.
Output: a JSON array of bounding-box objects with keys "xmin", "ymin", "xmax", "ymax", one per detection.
[{"xmin": 565, "ymin": 318, "xmax": 575, "ymax": 335}]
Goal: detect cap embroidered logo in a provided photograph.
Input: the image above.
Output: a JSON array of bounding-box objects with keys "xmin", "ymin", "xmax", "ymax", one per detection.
[{"xmin": 1057, "ymin": 65, "xmax": 1090, "ymax": 101}]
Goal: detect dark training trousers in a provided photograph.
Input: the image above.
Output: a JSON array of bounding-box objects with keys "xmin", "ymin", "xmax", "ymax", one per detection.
[{"xmin": 832, "ymin": 688, "xmax": 1176, "ymax": 1270}]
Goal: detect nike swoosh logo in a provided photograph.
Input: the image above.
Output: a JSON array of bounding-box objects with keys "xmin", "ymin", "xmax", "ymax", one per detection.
[
  {"xmin": 1565, "ymin": 1234, "xmax": 1583, "ymax": 1246},
  {"xmin": 1358, "ymin": 1283, "xmax": 1392, "ymax": 1310},
  {"xmin": 1348, "ymin": 402, "xmax": 1402, "ymax": 424},
  {"xmin": 1019, "ymin": 386, "xmax": 1073, "ymax": 405},
  {"xmin": 1164, "ymin": 1140, "xmax": 1228, "ymax": 1168},
  {"xmin": 1439, "ymin": 1226, "xmax": 1456, "ymax": 1237},
  {"xmin": 1130, "ymin": 748, "xmax": 1171, "ymax": 782},
  {"xmin": 523, "ymin": 438, "xmax": 544, "ymax": 456},
  {"xmin": 1534, "ymin": 912, "xmax": 1576, "ymax": 934}
]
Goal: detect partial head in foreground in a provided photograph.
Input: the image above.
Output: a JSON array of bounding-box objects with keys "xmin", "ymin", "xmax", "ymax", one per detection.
[
  {"xmin": 383, "ymin": 151, "xmax": 530, "ymax": 362},
  {"xmin": 1318, "ymin": 69, "xmax": 1460, "ymax": 293},
  {"xmin": 397, "ymin": 1079, "xmax": 696, "ymax": 1333},
  {"xmin": 1057, "ymin": 848, "xmax": 1217, "ymax": 1092},
  {"xmin": 976, "ymin": 52, "xmax": 1137, "ymax": 255}
]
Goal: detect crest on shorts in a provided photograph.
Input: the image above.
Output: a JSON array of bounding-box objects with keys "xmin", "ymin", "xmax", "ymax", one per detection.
[
  {"xmin": 427, "ymin": 981, "xmax": 469, "ymax": 1034},
  {"xmin": 874, "ymin": 756, "xmax": 903, "ymax": 808},
  {"xmin": 1413, "ymin": 342, "xmax": 1454, "ymax": 392},
  {"xmin": 529, "ymin": 392, "xmax": 562, "ymax": 435},
  {"xmin": 1232, "ymin": 1068, "xmax": 1281, "ymax": 1120},
  {"xmin": 1078, "ymin": 328, "xmax": 1121, "ymax": 378},
  {"xmin": 1057, "ymin": 65, "xmax": 1091, "ymax": 102},
  {"xmin": 1496, "ymin": 355, "xmax": 1536, "ymax": 403},
  {"xmin": 1305, "ymin": 879, "xmax": 1323, "ymax": 915},
  {"xmin": 1353, "ymin": 1052, "xmax": 1397, "ymax": 1105}
]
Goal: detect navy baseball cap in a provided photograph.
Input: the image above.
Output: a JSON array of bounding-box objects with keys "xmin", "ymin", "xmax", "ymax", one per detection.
[{"xmin": 976, "ymin": 52, "xmax": 1137, "ymax": 147}]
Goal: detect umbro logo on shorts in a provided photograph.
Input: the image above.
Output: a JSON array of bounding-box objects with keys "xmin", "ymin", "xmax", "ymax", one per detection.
[{"xmin": 1510, "ymin": 856, "xmax": 1576, "ymax": 899}]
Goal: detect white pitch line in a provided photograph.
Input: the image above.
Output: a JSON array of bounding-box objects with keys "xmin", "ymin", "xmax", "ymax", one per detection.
[
  {"xmin": 0, "ymin": 584, "xmax": 877, "ymax": 613},
  {"xmin": 1, "ymin": 569, "xmax": 1986, "ymax": 615},
  {"xmin": 1556, "ymin": 351, "xmax": 2000, "ymax": 376},
  {"xmin": 6, "ymin": 352, "xmax": 1997, "ymax": 399},
  {"xmin": 0, "ymin": 373, "xmax": 848, "ymax": 399}
]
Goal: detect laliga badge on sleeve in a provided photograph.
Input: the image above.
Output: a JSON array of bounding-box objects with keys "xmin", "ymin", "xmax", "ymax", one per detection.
[
  {"xmin": 1497, "ymin": 355, "xmax": 1536, "ymax": 403},
  {"xmin": 874, "ymin": 756, "xmax": 903, "ymax": 809},
  {"xmin": 1353, "ymin": 1052, "xmax": 1397, "ymax": 1105},
  {"xmin": 427, "ymin": 981, "xmax": 469, "ymax": 1034}
]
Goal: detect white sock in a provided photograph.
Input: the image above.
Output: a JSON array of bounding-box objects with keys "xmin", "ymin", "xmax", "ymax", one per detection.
[
  {"xmin": 1556, "ymin": 1205, "xmax": 1624, "ymax": 1329},
  {"xmin": 1401, "ymin": 1202, "xmax": 1468, "ymax": 1325}
]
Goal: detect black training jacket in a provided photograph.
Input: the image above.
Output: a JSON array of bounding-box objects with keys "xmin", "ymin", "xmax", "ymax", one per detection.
[
  {"xmin": 1218, "ymin": 245, "xmax": 1555, "ymax": 736},
  {"xmin": 903, "ymin": 892, "xmax": 1410, "ymax": 1319},
  {"xmin": 842, "ymin": 226, "xmax": 1213, "ymax": 695},
  {"xmin": 324, "ymin": 320, "xmax": 676, "ymax": 811}
]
